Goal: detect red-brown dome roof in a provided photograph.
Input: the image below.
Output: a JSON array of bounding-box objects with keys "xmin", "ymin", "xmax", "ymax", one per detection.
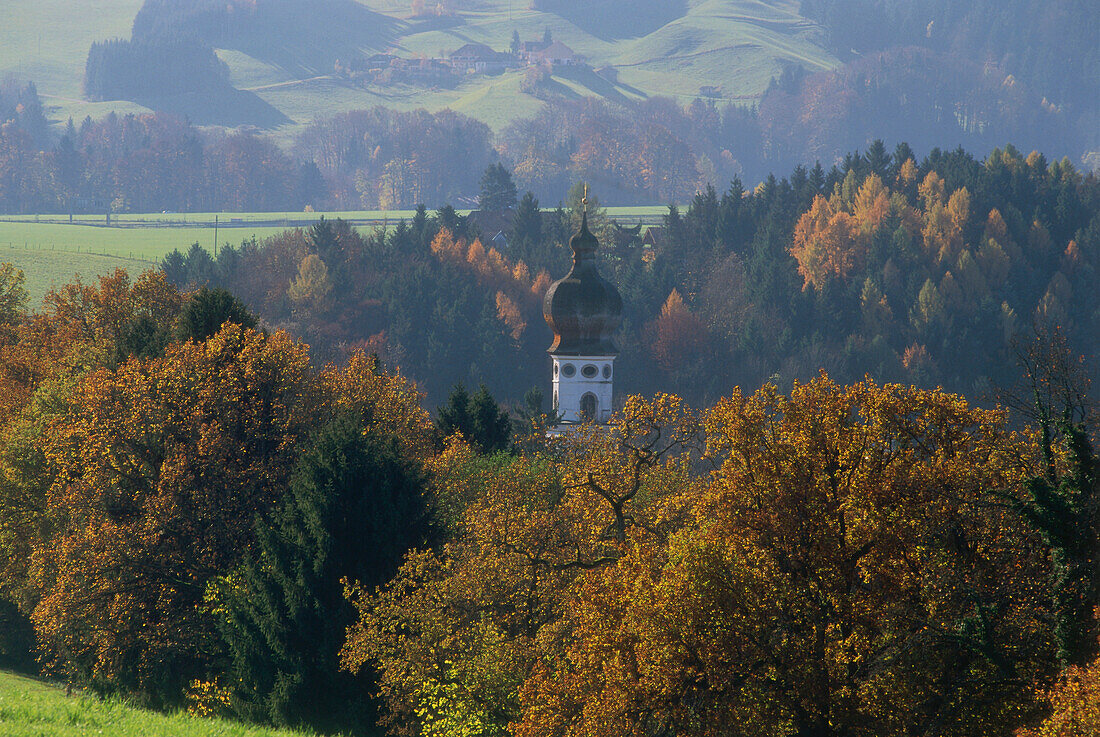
[{"xmin": 543, "ymin": 212, "xmax": 622, "ymax": 355}]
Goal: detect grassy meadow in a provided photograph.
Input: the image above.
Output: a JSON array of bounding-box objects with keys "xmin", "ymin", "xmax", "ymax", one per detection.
[
  {"xmin": 0, "ymin": 222, "xmax": 282, "ymax": 304},
  {"xmin": 0, "ymin": 206, "xmax": 667, "ymax": 303},
  {"xmin": 0, "ymin": 0, "xmax": 838, "ymax": 139},
  {"xmin": 0, "ymin": 670, "xmax": 315, "ymax": 737}
]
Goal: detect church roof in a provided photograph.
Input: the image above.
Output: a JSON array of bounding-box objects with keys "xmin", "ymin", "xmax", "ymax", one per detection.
[{"xmin": 543, "ymin": 211, "xmax": 622, "ymax": 356}]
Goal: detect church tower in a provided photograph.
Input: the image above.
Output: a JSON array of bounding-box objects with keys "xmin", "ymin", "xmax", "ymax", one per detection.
[{"xmin": 543, "ymin": 200, "xmax": 622, "ymax": 425}]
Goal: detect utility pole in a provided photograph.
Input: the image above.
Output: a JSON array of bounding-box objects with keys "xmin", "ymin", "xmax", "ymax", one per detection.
[{"xmin": 214, "ymin": 214, "xmax": 218, "ymax": 258}]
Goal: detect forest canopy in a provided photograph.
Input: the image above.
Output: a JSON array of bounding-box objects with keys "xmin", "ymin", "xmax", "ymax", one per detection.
[
  {"xmin": 0, "ymin": 265, "xmax": 1096, "ymax": 734},
  {"xmin": 0, "ymin": 137, "xmax": 1098, "ymax": 735}
]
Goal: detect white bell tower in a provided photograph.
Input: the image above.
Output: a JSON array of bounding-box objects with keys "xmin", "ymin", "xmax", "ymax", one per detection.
[
  {"xmin": 551, "ymin": 355, "xmax": 614, "ymax": 423},
  {"xmin": 543, "ymin": 189, "xmax": 622, "ymax": 427}
]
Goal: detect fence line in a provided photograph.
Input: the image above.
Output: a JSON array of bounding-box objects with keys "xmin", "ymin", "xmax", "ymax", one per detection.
[
  {"xmin": 0, "ymin": 216, "xmax": 398, "ymax": 229},
  {"xmin": 1, "ymin": 241, "xmax": 159, "ymax": 264},
  {"xmin": 0, "ymin": 212, "xmax": 668, "ymax": 229}
]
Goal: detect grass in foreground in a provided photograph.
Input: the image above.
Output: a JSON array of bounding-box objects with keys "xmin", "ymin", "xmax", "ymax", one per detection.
[{"xmin": 0, "ymin": 670, "xmax": 314, "ymax": 737}]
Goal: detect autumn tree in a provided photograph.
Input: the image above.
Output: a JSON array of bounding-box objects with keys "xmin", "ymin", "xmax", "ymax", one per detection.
[
  {"xmin": 0, "ymin": 262, "xmax": 28, "ymax": 334},
  {"xmin": 1018, "ymin": 617, "xmax": 1100, "ymax": 737},
  {"xmin": 287, "ymin": 254, "xmax": 334, "ymax": 319},
  {"xmin": 517, "ymin": 377, "xmax": 1050, "ymax": 737},
  {"xmin": 649, "ymin": 288, "xmax": 708, "ymax": 374},
  {"xmin": 0, "ymin": 263, "xmax": 32, "ymax": 422},
  {"xmin": 342, "ymin": 394, "xmax": 702, "ymax": 736},
  {"xmin": 31, "ymin": 324, "xmax": 318, "ymax": 703}
]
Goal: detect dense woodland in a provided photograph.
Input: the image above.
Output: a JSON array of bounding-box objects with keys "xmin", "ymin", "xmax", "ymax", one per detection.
[
  {"xmin": 801, "ymin": 0, "xmax": 1099, "ymax": 143},
  {"xmin": 1, "ymin": 140, "xmax": 1099, "ymax": 735},
  {"xmin": 0, "ymin": 265, "xmax": 1097, "ymax": 736},
  {"xmin": 162, "ymin": 143, "xmax": 1100, "ymax": 414},
  {"xmin": 83, "ymin": 37, "xmax": 233, "ymax": 102},
  {"xmin": 43, "ymin": 0, "xmax": 1096, "ymax": 214},
  {"xmin": 0, "ymin": 79, "xmax": 1087, "ymax": 215}
]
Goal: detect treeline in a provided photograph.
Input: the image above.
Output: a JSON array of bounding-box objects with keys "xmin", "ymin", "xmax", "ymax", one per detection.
[
  {"xmin": 84, "ymin": 37, "xmax": 231, "ymax": 101},
  {"xmin": 162, "ymin": 206, "xmax": 563, "ymax": 406},
  {"xmin": 297, "ymin": 71, "xmax": 1068, "ymax": 211},
  {"xmin": 83, "ymin": 0, "xmax": 252, "ymax": 103},
  {"xmin": 295, "ymin": 108, "xmax": 495, "ymax": 209},
  {"xmin": 498, "ymin": 56, "xmax": 1073, "ymax": 208},
  {"xmin": 801, "ymin": 0, "xmax": 1100, "ymax": 139},
  {"xmin": 0, "ymin": 110, "xmax": 318, "ymax": 213},
  {"xmin": 0, "ymin": 260, "xmax": 1097, "ymax": 736},
  {"xmin": 0, "ymin": 80, "xmax": 50, "ymax": 146},
  {"xmin": 0, "ymin": 84, "xmax": 1081, "ymax": 215},
  {"xmin": 23, "ymin": 0, "xmax": 1080, "ymax": 212},
  {"xmin": 161, "ymin": 143, "xmax": 1100, "ymax": 413},
  {"xmin": 131, "ymin": 0, "xmax": 256, "ymax": 45}
]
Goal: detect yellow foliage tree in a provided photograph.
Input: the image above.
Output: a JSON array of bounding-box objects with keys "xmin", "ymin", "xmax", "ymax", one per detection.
[
  {"xmin": 790, "ymin": 195, "xmax": 866, "ymax": 290},
  {"xmin": 287, "ymin": 253, "xmax": 334, "ymax": 317},
  {"xmin": 30, "ymin": 324, "xmax": 319, "ymax": 699},
  {"xmin": 516, "ymin": 376, "xmax": 1048, "ymax": 737},
  {"xmin": 342, "ymin": 395, "xmax": 703, "ymax": 736}
]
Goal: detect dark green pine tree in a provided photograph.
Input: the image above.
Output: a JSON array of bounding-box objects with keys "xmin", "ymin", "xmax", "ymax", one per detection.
[
  {"xmin": 307, "ymin": 215, "xmax": 339, "ymax": 264},
  {"xmin": 436, "ymin": 384, "xmax": 512, "ymax": 454},
  {"xmin": 512, "ymin": 190, "xmax": 542, "ymax": 247},
  {"xmin": 1017, "ymin": 420, "xmax": 1099, "ymax": 668},
  {"xmin": 219, "ymin": 414, "xmax": 429, "ymax": 732},
  {"xmin": 175, "ymin": 286, "xmax": 257, "ymax": 343},
  {"xmin": 1006, "ymin": 330, "xmax": 1100, "ymax": 669},
  {"xmin": 478, "ymin": 162, "xmax": 518, "ymax": 212}
]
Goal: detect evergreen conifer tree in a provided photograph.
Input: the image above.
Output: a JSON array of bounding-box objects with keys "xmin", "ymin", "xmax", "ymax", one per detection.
[
  {"xmin": 1017, "ymin": 421, "xmax": 1099, "ymax": 668},
  {"xmin": 175, "ymin": 286, "xmax": 257, "ymax": 343},
  {"xmin": 436, "ymin": 383, "xmax": 512, "ymax": 454},
  {"xmin": 219, "ymin": 413, "xmax": 429, "ymax": 731},
  {"xmin": 478, "ymin": 162, "xmax": 518, "ymax": 212}
]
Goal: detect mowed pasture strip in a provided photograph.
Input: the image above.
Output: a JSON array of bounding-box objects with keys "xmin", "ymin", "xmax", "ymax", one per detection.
[
  {"xmin": 1, "ymin": 247, "xmax": 160, "ymax": 307},
  {"xmin": 0, "ymin": 210, "xmax": 419, "ymax": 225},
  {"xmin": 0, "ymin": 670, "xmax": 314, "ymax": 737},
  {"xmin": 0, "ymin": 223, "xmax": 291, "ymax": 260},
  {"xmin": 0, "ymin": 204, "xmax": 670, "ymax": 302},
  {"xmin": 0, "ymin": 205, "xmax": 668, "ymax": 227}
]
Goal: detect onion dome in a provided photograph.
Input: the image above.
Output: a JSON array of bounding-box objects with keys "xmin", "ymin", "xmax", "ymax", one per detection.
[{"xmin": 543, "ymin": 211, "xmax": 623, "ymax": 355}]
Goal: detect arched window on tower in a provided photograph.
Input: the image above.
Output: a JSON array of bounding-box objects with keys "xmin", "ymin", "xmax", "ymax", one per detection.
[{"xmin": 579, "ymin": 392, "xmax": 597, "ymax": 422}]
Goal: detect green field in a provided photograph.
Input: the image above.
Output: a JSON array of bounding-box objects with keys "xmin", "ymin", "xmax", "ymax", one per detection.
[
  {"xmin": 0, "ymin": 670, "xmax": 313, "ymax": 737},
  {"xmin": 0, "ymin": 206, "xmax": 667, "ymax": 303},
  {"xmin": 0, "ymin": 0, "xmax": 838, "ymax": 138}
]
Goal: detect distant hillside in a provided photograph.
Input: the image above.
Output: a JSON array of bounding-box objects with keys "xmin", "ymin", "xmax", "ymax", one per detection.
[
  {"xmin": 800, "ymin": 0, "xmax": 1100, "ymax": 153},
  {"xmin": 0, "ymin": 0, "xmax": 1093, "ymax": 214},
  {"xmin": 1, "ymin": 0, "xmax": 840, "ymax": 137}
]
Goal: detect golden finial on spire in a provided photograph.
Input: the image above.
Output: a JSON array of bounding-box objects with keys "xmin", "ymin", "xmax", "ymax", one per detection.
[{"xmin": 582, "ymin": 182, "xmax": 588, "ymax": 213}]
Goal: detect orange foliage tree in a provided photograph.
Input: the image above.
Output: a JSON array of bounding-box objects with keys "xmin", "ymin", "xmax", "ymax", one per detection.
[
  {"xmin": 791, "ymin": 174, "xmax": 919, "ymax": 291},
  {"xmin": 649, "ymin": 289, "xmax": 709, "ymax": 374},
  {"xmin": 30, "ymin": 324, "xmax": 320, "ymax": 701},
  {"xmin": 514, "ymin": 376, "xmax": 1051, "ymax": 737},
  {"xmin": 341, "ymin": 395, "xmax": 703, "ymax": 736}
]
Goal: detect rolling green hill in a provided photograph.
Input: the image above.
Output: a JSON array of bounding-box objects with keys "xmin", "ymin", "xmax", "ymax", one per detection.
[
  {"xmin": 0, "ymin": 0, "xmax": 838, "ymax": 139},
  {"xmin": 0, "ymin": 670, "xmax": 315, "ymax": 737}
]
